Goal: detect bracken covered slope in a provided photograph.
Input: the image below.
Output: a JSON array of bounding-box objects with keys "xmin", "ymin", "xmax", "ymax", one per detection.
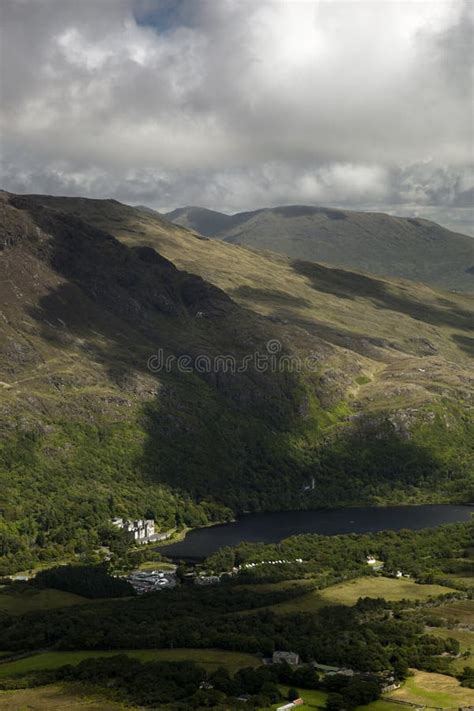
[
  {"xmin": 1, "ymin": 192, "xmax": 473, "ymax": 572},
  {"xmin": 165, "ymin": 205, "xmax": 474, "ymax": 292}
]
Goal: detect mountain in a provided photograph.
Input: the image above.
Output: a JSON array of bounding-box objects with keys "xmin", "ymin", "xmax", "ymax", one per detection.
[
  {"xmin": 1, "ymin": 192, "xmax": 473, "ymax": 573},
  {"xmin": 165, "ymin": 205, "xmax": 474, "ymax": 292},
  {"xmin": 165, "ymin": 206, "xmax": 246, "ymax": 237}
]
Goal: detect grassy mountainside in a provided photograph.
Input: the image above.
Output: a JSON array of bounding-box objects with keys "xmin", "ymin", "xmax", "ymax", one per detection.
[
  {"xmin": 0, "ymin": 192, "xmax": 473, "ymax": 573},
  {"xmin": 165, "ymin": 205, "xmax": 474, "ymax": 292}
]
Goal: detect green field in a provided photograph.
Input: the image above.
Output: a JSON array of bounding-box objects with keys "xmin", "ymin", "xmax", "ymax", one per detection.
[
  {"xmin": 136, "ymin": 560, "xmax": 176, "ymax": 571},
  {"xmin": 358, "ymin": 702, "xmax": 408, "ymax": 711},
  {"xmin": 0, "ymin": 586, "xmax": 92, "ymax": 615},
  {"xmin": 267, "ymin": 577, "xmax": 456, "ymax": 614},
  {"xmin": 0, "ymin": 648, "xmax": 261, "ymax": 679},
  {"xmin": 261, "ymin": 687, "xmax": 405, "ymax": 711},
  {"xmin": 426, "ymin": 599, "xmax": 474, "ymax": 624},
  {"xmin": 0, "ymin": 683, "xmax": 131, "ymax": 711},
  {"xmin": 318, "ymin": 578, "xmax": 454, "ymax": 605},
  {"xmin": 262, "ymin": 685, "xmax": 328, "ymax": 710},
  {"xmin": 8, "ymin": 558, "xmax": 75, "ymax": 579},
  {"xmin": 443, "ymin": 572, "xmax": 474, "ymax": 589},
  {"xmin": 387, "ymin": 670, "xmax": 474, "ymax": 707}
]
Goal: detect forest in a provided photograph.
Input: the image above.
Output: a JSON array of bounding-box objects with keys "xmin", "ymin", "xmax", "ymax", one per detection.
[
  {"xmin": 1, "ymin": 403, "xmax": 473, "ymax": 577},
  {"xmin": 205, "ymin": 520, "xmax": 474, "ymax": 584},
  {"xmin": 0, "ymin": 654, "xmax": 386, "ymax": 709},
  {"xmin": 1, "ymin": 521, "xmax": 472, "ymax": 708}
]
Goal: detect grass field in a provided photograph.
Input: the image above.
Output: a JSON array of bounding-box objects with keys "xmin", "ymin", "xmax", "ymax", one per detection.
[
  {"xmin": 0, "ymin": 682, "xmax": 409, "ymax": 711},
  {"xmin": 0, "ymin": 648, "xmax": 261, "ymax": 679},
  {"xmin": 262, "ymin": 686, "xmax": 328, "ymax": 709},
  {"xmin": 318, "ymin": 578, "xmax": 454, "ymax": 605},
  {"xmin": 443, "ymin": 572, "xmax": 474, "ymax": 589},
  {"xmin": 387, "ymin": 670, "xmax": 474, "ymax": 707},
  {"xmin": 0, "ymin": 683, "xmax": 131, "ymax": 710},
  {"xmin": 267, "ymin": 577, "xmax": 456, "ymax": 614},
  {"xmin": 0, "ymin": 586, "xmax": 91, "ymax": 615},
  {"xmin": 261, "ymin": 687, "xmax": 404, "ymax": 711},
  {"xmin": 8, "ymin": 559, "xmax": 74, "ymax": 579},
  {"xmin": 426, "ymin": 599, "xmax": 474, "ymax": 624},
  {"xmin": 136, "ymin": 560, "xmax": 176, "ymax": 571},
  {"xmin": 358, "ymin": 702, "xmax": 408, "ymax": 711}
]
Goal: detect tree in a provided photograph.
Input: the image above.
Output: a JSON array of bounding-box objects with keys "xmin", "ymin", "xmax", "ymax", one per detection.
[
  {"xmin": 288, "ymin": 687, "xmax": 299, "ymax": 701},
  {"xmin": 326, "ymin": 692, "xmax": 345, "ymax": 711},
  {"xmin": 261, "ymin": 681, "xmax": 280, "ymax": 703}
]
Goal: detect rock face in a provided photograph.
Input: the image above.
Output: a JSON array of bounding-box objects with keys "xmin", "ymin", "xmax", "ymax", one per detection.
[
  {"xmin": 166, "ymin": 204, "xmax": 474, "ymax": 292},
  {"xmin": 0, "ymin": 192, "xmax": 473, "ymax": 572}
]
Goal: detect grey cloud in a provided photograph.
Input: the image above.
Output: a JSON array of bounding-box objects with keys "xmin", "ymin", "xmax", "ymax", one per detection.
[
  {"xmin": 0, "ymin": 0, "xmax": 472, "ymax": 234},
  {"xmin": 431, "ymin": 0, "xmax": 474, "ymax": 98}
]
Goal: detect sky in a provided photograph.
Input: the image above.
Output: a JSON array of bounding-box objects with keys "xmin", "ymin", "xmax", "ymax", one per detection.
[{"xmin": 1, "ymin": 0, "xmax": 473, "ymax": 234}]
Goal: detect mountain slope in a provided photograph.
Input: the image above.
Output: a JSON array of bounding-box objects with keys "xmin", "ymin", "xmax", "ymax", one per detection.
[
  {"xmin": 1, "ymin": 193, "xmax": 473, "ymax": 573},
  {"xmin": 165, "ymin": 206, "xmax": 250, "ymax": 237},
  {"xmin": 165, "ymin": 205, "xmax": 474, "ymax": 292}
]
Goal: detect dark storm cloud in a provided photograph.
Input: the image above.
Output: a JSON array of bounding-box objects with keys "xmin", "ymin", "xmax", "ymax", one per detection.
[{"xmin": 0, "ymin": 0, "xmax": 472, "ymax": 234}]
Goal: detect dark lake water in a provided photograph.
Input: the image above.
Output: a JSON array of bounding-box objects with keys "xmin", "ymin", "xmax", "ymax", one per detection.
[{"xmin": 162, "ymin": 504, "xmax": 472, "ymax": 560}]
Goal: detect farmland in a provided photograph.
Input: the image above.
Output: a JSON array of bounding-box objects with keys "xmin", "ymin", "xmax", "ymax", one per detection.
[
  {"xmin": 0, "ymin": 585, "xmax": 91, "ymax": 615},
  {"xmin": 261, "ymin": 687, "xmax": 407, "ymax": 711},
  {"xmin": 265, "ymin": 577, "xmax": 457, "ymax": 614},
  {"xmin": 386, "ymin": 670, "xmax": 474, "ymax": 707},
  {"xmin": 0, "ymin": 683, "xmax": 131, "ymax": 711},
  {"xmin": 0, "ymin": 648, "xmax": 261, "ymax": 679},
  {"xmin": 425, "ymin": 599, "xmax": 474, "ymax": 624}
]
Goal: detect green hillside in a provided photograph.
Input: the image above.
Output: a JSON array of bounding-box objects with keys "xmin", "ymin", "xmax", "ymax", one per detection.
[
  {"xmin": 0, "ymin": 193, "xmax": 473, "ymax": 573},
  {"xmin": 166, "ymin": 204, "xmax": 474, "ymax": 292}
]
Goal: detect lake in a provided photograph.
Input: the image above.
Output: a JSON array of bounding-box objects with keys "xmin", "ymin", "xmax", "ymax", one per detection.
[{"xmin": 162, "ymin": 504, "xmax": 472, "ymax": 560}]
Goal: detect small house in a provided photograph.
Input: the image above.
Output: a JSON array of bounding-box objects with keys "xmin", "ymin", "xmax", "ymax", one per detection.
[
  {"xmin": 272, "ymin": 650, "xmax": 299, "ymax": 666},
  {"xmin": 381, "ymin": 681, "xmax": 400, "ymax": 693}
]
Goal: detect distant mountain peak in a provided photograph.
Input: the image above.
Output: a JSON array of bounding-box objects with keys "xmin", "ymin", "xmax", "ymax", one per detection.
[{"xmin": 165, "ymin": 204, "xmax": 473, "ymax": 292}]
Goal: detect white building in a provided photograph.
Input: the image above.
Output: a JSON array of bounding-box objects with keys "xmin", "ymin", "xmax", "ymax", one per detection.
[
  {"xmin": 111, "ymin": 517, "xmax": 156, "ymax": 544},
  {"xmin": 277, "ymin": 700, "xmax": 304, "ymax": 711},
  {"xmin": 381, "ymin": 681, "xmax": 401, "ymax": 693}
]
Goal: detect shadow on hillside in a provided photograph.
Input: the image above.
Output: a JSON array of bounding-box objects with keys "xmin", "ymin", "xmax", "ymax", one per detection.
[
  {"xmin": 292, "ymin": 260, "xmax": 473, "ymax": 331},
  {"xmin": 14, "ymin": 195, "xmax": 469, "ymax": 515},
  {"xmin": 228, "ymin": 285, "xmax": 401, "ymax": 360},
  {"xmin": 18, "ymin": 196, "xmax": 312, "ymax": 509},
  {"xmin": 268, "ymin": 309, "xmax": 400, "ymax": 360},
  {"xmin": 300, "ymin": 425, "xmax": 457, "ymax": 507},
  {"xmin": 452, "ymin": 334, "xmax": 474, "ymax": 357}
]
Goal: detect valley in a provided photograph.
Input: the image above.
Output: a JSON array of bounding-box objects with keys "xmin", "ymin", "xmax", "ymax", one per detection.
[{"xmin": 0, "ymin": 192, "xmax": 473, "ymax": 576}]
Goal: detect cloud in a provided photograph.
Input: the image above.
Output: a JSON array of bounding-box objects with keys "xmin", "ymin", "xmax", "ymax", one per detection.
[{"xmin": 0, "ymin": 0, "xmax": 472, "ymax": 233}]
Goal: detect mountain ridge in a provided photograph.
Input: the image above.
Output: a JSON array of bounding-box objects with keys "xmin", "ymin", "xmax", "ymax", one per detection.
[{"xmin": 165, "ymin": 204, "xmax": 474, "ymax": 292}]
